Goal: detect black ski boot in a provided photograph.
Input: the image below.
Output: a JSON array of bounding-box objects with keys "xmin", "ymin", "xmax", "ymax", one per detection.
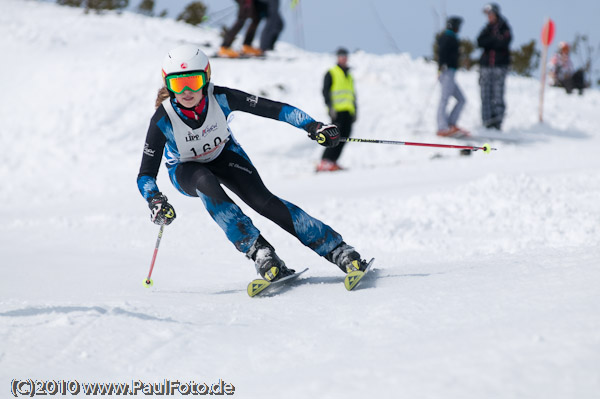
[
  {"xmin": 325, "ymin": 241, "xmax": 369, "ymax": 273},
  {"xmin": 246, "ymin": 236, "xmax": 295, "ymax": 282}
]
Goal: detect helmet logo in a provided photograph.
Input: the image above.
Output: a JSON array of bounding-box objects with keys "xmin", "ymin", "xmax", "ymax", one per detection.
[{"xmin": 181, "ymin": 62, "xmax": 188, "ymax": 69}]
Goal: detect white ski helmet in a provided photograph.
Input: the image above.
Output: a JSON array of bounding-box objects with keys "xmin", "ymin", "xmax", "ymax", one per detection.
[{"xmin": 162, "ymin": 44, "xmax": 211, "ymax": 81}]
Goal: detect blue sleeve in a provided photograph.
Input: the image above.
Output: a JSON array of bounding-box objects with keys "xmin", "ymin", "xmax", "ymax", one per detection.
[
  {"xmin": 137, "ymin": 175, "xmax": 160, "ymax": 201},
  {"xmin": 279, "ymin": 105, "xmax": 315, "ymax": 129}
]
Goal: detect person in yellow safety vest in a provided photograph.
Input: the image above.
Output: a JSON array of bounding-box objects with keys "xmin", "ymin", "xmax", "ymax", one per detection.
[{"xmin": 317, "ymin": 47, "xmax": 357, "ymax": 172}]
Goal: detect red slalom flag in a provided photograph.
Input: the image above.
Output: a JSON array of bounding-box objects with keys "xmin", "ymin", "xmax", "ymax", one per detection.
[
  {"xmin": 539, "ymin": 18, "xmax": 555, "ymax": 122},
  {"xmin": 541, "ymin": 19, "xmax": 555, "ymax": 46}
]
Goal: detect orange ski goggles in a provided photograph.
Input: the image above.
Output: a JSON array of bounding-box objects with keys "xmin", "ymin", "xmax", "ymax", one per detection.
[{"xmin": 165, "ymin": 71, "xmax": 208, "ymax": 94}]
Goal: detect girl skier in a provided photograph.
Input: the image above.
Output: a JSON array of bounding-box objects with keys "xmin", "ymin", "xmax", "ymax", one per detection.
[{"xmin": 137, "ymin": 44, "xmax": 369, "ymax": 282}]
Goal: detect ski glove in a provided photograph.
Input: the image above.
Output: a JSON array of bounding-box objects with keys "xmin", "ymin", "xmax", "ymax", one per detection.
[
  {"xmin": 306, "ymin": 122, "xmax": 341, "ymax": 147},
  {"xmin": 149, "ymin": 193, "xmax": 176, "ymax": 225}
]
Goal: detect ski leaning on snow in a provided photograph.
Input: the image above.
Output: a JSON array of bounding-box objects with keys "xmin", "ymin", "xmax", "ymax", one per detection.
[
  {"xmin": 247, "ymin": 268, "xmax": 309, "ymax": 297},
  {"xmin": 344, "ymin": 258, "xmax": 375, "ymax": 291}
]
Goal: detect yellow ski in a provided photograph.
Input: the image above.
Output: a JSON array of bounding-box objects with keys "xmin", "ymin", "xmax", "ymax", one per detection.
[
  {"xmin": 344, "ymin": 258, "xmax": 375, "ymax": 291},
  {"xmin": 247, "ymin": 268, "xmax": 309, "ymax": 297}
]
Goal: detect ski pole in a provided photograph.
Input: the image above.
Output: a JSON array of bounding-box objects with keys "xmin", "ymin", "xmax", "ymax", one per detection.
[
  {"xmin": 144, "ymin": 224, "xmax": 165, "ymax": 287},
  {"xmin": 340, "ymin": 137, "xmax": 496, "ymax": 153}
]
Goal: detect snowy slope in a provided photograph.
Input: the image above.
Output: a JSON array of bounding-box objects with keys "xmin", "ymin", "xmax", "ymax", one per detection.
[{"xmin": 1, "ymin": 1, "xmax": 600, "ymax": 398}]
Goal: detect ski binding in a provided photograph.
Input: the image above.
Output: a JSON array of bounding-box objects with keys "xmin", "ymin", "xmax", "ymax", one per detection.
[
  {"xmin": 247, "ymin": 268, "xmax": 309, "ymax": 297},
  {"xmin": 344, "ymin": 258, "xmax": 375, "ymax": 291}
]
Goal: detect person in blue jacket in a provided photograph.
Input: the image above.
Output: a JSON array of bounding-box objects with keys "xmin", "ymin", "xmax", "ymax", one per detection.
[{"xmin": 137, "ymin": 45, "xmax": 369, "ymax": 282}]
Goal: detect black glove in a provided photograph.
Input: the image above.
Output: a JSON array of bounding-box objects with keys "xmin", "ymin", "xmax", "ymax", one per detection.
[
  {"xmin": 306, "ymin": 122, "xmax": 341, "ymax": 148},
  {"xmin": 148, "ymin": 193, "xmax": 176, "ymax": 225}
]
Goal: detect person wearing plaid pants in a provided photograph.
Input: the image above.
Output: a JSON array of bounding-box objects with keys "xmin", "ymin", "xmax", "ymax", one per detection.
[{"xmin": 477, "ymin": 3, "xmax": 511, "ymax": 130}]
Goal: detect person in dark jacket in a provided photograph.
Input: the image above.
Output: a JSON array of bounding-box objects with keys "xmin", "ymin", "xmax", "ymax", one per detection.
[
  {"xmin": 477, "ymin": 3, "xmax": 512, "ymax": 130},
  {"xmin": 436, "ymin": 16, "xmax": 467, "ymax": 137},
  {"xmin": 258, "ymin": 0, "xmax": 284, "ymax": 52}
]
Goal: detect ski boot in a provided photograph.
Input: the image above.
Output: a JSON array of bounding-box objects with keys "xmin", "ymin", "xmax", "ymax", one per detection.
[
  {"xmin": 316, "ymin": 159, "xmax": 344, "ymax": 172},
  {"xmin": 218, "ymin": 46, "xmax": 240, "ymax": 58},
  {"xmin": 246, "ymin": 236, "xmax": 295, "ymax": 282},
  {"xmin": 325, "ymin": 242, "xmax": 369, "ymax": 273},
  {"xmin": 241, "ymin": 45, "xmax": 264, "ymax": 57}
]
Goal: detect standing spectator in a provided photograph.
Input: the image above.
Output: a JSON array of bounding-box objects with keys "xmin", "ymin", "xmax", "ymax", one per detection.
[
  {"xmin": 436, "ymin": 16, "xmax": 467, "ymax": 137},
  {"xmin": 477, "ymin": 3, "xmax": 512, "ymax": 130},
  {"xmin": 258, "ymin": 0, "xmax": 284, "ymax": 53},
  {"xmin": 218, "ymin": 0, "xmax": 263, "ymax": 58},
  {"xmin": 548, "ymin": 41, "xmax": 587, "ymax": 95},
  {"xmin": 317, "ymin": 47, "xmax": 357, "ymax": 172}
]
